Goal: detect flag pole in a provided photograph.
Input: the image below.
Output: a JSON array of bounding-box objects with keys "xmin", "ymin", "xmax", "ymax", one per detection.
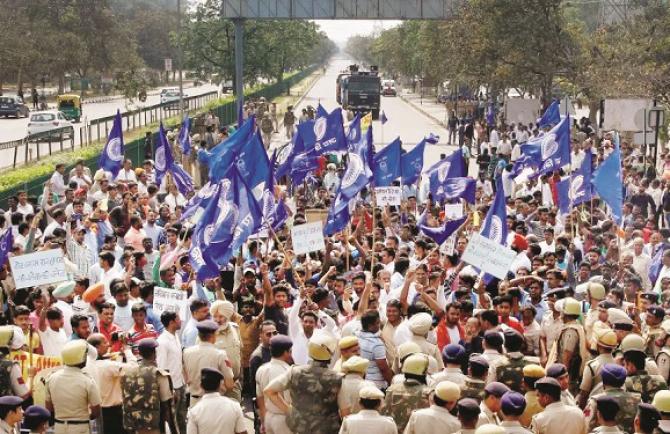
[
  {"xmin": 370, "ymin": 191, "xmax": 377, "ymax": 275},
  {"xmin": 345, "ymin": 226, "xmax": 350, "ymax": 272},
  {"xmin": 28, "ymin": 324, "xmax": 34, "ymax": 392}
]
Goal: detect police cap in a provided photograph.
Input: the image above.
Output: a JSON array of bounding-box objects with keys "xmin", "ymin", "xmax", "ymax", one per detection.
[
  {"xmin": 641, "ymin": 292, "xmax": 660, "ymax": 303},
  {"xmin": 501, "ymin": 391, "xmax": 526, "ymax": 416},
  {"xmin": 137, "ymin": 338, "xmax": 158, "ymax": 352},
  {"xmin": 339, "ymin": 336, "xmax": 359, "ymax": 350},
  {"xmin": 442, "ymin": 344, "xmax": 466, "ymax": 363},
  {"xmin": 196, "ymin": 319, "xmax": 220, "ymax": 333},
  {"xmin": 535, "ymin": 377, "xmax": 562, "ymax": 394},
  {"xmin": 522, "ymin": 364, "xmax": 545, "ymax": 379},
  {"xmin": 484, "ymin": 382, "xmax": 510, "ymax": 398},
  {"xmin": 601, "ymin": 363, "xmax": 627, "ymax": 387},
  {"xmin": 468, "ymin": 354, "xmax": 489, "ymax": 370},
  {"xmin": 502, "ymin": 329, "xmax": 524, "ymax": 348},
  {"xmin": 457, "ymin": 398, "xmax": 481, "ymax": 418},
  {"xmin": 595, "ymin": 395, "xmax": 620, "ymax": 419},
  {"xmin": 359, "ymin": 386, "xmax": 384, "ymax": 400},
  {"xmin": 270, "ymin": 335, "xmax": 293, "ymax": 353},
  {"xmin": 545, "ymin": 363, "xmax": 568, "ymax": 379},
  {"xmin": 545, "ymin": 287, "xmax": 566, "ymax": 299},
  {"xmin": 342, "ymin": 356, "xmax": 369, "ymax": 374},
  {"xmin": 652, "ymin": 390, "xmax": 670, "ymax": 413},
  {"xmin": 0, "ymin": 396, "xmax": 23, "ymax": 407},
  {"xmin": 434, "ymin": 381, "xmax": 461, "ymax": 402},
  {"xmin": 483, "ymin": 330, "xmax": 503, "ymax": 347},
  {"xmin": 637, "ymin": 403, "xmax": 660, "ymax": 429},
  {"xmin": 648, "ymin": 305, "xmax": 666, "ymax": 319},
  {"xmin": 201, "ymin": 367, "xmax": 224, "ymax": 383}
]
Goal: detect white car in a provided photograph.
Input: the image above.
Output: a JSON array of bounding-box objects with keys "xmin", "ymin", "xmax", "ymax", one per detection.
[
  {"xmin": 161, "ymin": 90, "xmax": 188, "ymax": 110},
  {"xmin": 26, "ymin": 111, "xmax": 74, "ymax": 138}
]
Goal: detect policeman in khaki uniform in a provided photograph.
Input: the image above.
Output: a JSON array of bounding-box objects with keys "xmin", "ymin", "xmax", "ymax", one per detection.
[
  {"xmin": 474, "ymin": 424, "xmax": 505, "ymax": 434},
  {"xmin": 651, "ymin": 390, "xmax": 670, "ymax": 433},
  {"xmin": 589, "ymin": 396, "xmax": 624, "ymax": 434},
  {"xmin": 211, "ymin": 301, "xmax": 243, "ymax": 401},
  {"xmin": 184, "ymin": 320, "xmax": 235, "ymax": 408},
  {"xmin": 404, "ymin": 381, "xmax": 461, "ymax": 434},
  {"xmin": 548, "ymin": 297, "xmax": 589, "ymax": 395},
  {"xmin": 499, "ymin": 391, "xmax": 532, "ymax": 434},
  {"xmin": 338, "ymin": 356, "xmax": 376, "ymax": 416},
  {"xmin": 545, "ymin": 364, "xmax": 576, "ymax": 406},
  {"xmin": 655, "ymin": 321, "xmax": 670, "ymax": 381},
  {"xmin": 622, "ymin": 335, "xmax": 667, "ymax": 403},
  {"xmin": 339, "ymin": 386, "xmax": 397, "ymax": 434},
  {"xmin": 256, "ymin": 335, "xmax": 293, "ymax": 434},
  {"xmin": 519, "ymin": 364, "xmax": 544, "ymax": 428},
  {"xmin": 492, "ymin": 330, "xmax": 534, "ymax": 393},
  {"xmin": 45, "ymin": 340, "xmax": 102, "ymax": 434},
  {"xmin": 0, "ymin": 396, "xmax": 24, "ymax": 434},
  {"xmin": 383, "ymin": 353, "xmax": 431, "ymax": 432},
  {"xmin": 585, "ymin": 363, "xmax": 640, "ymax": 433},
  {"xmin": 455, "ymin": 398, "xmax": 481, "ymax": 434},
  {"xmin": 333, "ymin": 336, "xmax": 360, "ymax": 373},
  {"xmin": 477, "ymin": 382, "xmax": 509, "ymax": 427},
  {"xmin": 643, "ymin": 306, "xmax": 665, "ymax": 358},
  {"xmin": 530, "ymin": 377, "xmax": 586, "ymax": 434},
  {"xmin": 430, "ymin": 344, "xmax": 468, "ymax": 387},
  {"xmin": 265, "ymin": 333, "xmax": 343, "ymax": 434},
  {"xmin": 578, "ymin": 329, "xmax": 618, "ymax": 407},
  {"xmin": 187, "ymin": 368, "xmax": 248, "ymax": 434},
  {"xmin": 0, "ymin": 326, "xmax": 30, "ymax": 399},
  {"xmin": 583, "ymin": 283, "xmax": 607, "ymax": 345}
]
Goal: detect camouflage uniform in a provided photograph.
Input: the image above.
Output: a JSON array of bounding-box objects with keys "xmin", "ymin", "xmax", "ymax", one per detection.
[
  {"xmin": 460, "ymin": 377, "xmax": 486, "ymax": 402},
  {"xmin": 493, "ymin": 352, "xmax": 533, "ymax": 393},
  {"xmin": 585, "ymin": 388, "xmax": 641, "ymax": 433},
  {"xmin": 0, "ymin": 358, "xmax": 18, "ymax": 396},
  {"xmin": 623, "ymin": 370, "xmax": 667, "ymax": 403},
  {"xmin": 121, "ymin": 360, "xmax": 174, "ymax": 434},
  {"xmin": 382, "ymin": 378, "xmax": 431, "ymax": 432}
]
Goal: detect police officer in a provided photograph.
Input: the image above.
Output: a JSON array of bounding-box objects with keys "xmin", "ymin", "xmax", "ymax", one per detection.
[
  {"xmin": 643, "ymin": 306, "xmax": 665, "ymax": 358},
  {"xmin": 256, "ymin": 335, "xmax": 293, "ymax": 434},
  {"xmin": 519, "ymin": 364, "xmax": 545, "ymax": 428},
  {"xmin": 339, "ymin": 386, "xmax": 397, "ymax": 434},
  {"xmin": 121, "ymin": 338, "xmax": 178, "ymax": 434},
  {"xmin": 651, "ymin": 390, "xmax": 670, "ymax": 430},
  {"xmin": 635, "ymin": 403, "xmax": 661, "ymax": 434},
  {"xmin": 545, "ymin": 363, "xmax": 577, "ymax": 406},
  {"xmin": 430, "ymin": 344, "xmax": 467, "ymax": 387},
  {"xmin": 584, "ymin": 283, "xmax": 607, "ymax": 345},
  {"xmin": 549, "ymin": 297, "xmax": 588, "ymax": 395},
  {"xmin": 382, "ymin": 353, "xmax": 431, "ymax": 432},
  {"xmin": 499, "ymin": 391, "xmax": 532, "ymax": 434},
  {"xmin": 283, "ymin": 105, "xmax": 296, "ymax": 139},
  {"xmin": 0, "ymin": 326, "xmax": 29, "ymax": 399},
  {"xmin": 474, "ymin": 424, "xmax": 505, "ymax": 434},
  {"xmin": 333, "ymin": 336, "xmax": 360, "ymax": 373},
  {"xmin": 655, "ymin": 322, "xmax": 670, "ymax": 381},
  {"xmin": 183, "ymin": 320, "xmax": 235, "ymax": 408},
  {"xmin": 260, "ymin": 113, "xmax": 274, "ymax": 147},
  {"xmin": 265, "ymin": 333, "xmax": 343, "ymax": 434},
  {"xmin": 46, "ymin": 340, "xmax": 102, "ymax": 434},
  {"xmin": 622, "ymin": 338, "xmax": 667, "ymax": 403},
  {"xmin": 455, "ymin": 398, "xmax": 481, "ymax": 434},
  {"xmin": 578, "ymin": 329, "xmax": 618, "ymax": 407},
  {"xmin": 478, "ymin": 382, "xmax": 509, "ymax": 427},
  {"xmin": 492, "ymin": 330, "xmax": 533, "ymax": 392},
  {"xmin": 585, "ymin": 363, "xmax": 640, "ymax": 433},
  {"xmin": 408, "ymin": 313, "xmax": 443, "ymax": 372},
  {"xmin": 211, "ymin": 301, "xmax": 243, "ymax": 402},
  {"xmin": 186, "ymin": 368, "xmax": 248, "ymax": 434},
  {"xmin": 530, "ymin": 377, "xmax": 586, "ymax": 434},
  {"xmin": 338, "ymin": 356, "xmax": 376, "ymax": 416},
  {"xmin": 23, "ymin": 405, "xmax": 51, "ymax": 434},
  {"xmin": 0, "ymin": 396, "xmax": 23, "ymax": 434},
  {"xmin": 590, "ymin": 396, "xmax": 623, "ymax": 433},
  {"xmin": 461, "ymin": 355, "xmax": 489, "ymax": 403},
  {"xmin": 404, "ymin": 380, "xmax": 461, "ymax": 434}
]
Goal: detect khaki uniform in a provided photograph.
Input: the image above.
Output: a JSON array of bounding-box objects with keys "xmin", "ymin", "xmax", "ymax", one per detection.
[
  {"xmin": 45, "ymin": 366, "xmax": 102, "ymax": 434},
  {"xmin": 404, "ymin": 405, "xmax": 460, "ymax": 434},
  {"xmin": 584, "ymin": 309, "xmax": 599, "ymax": 346},
  {"xmin": 0, "ymin": 420, "xmax": 16, "ymax": 434},
  {"xmin": 644, "ymin": 325, "xmax": 663, "ymax": 358},
  {"xmin": 551, "ymin": 322, "xmax": 589, "ymax": 394},
  {"xmin": 585, "ymin": 388, "xmax": 641, "ymax": 433},
  {"xmin": 499, "ymin": 421, "xmax": 532, "ymax": 434},
  {"xmin": 337, "ymin": 374, "xmax": 376, "ymax": 415},
  {"xmin": 256, "ymin": 358, "xmax": 292, "ymax": 434},
  {"xmin": 339, "ymin": 409, "xmax": 398, "ymax": 434},
  {"xmin": 183, "ymin": 342, "xmax": 234, "ymax": 407},
  {"xmin": 519, "ymin": 391, "xmax": 543, "ymax": 428},
  {"xmin": 477, "ymin": 401, "xmax": 500, "ymax": 427},
  {"xmin": 382, "ymin": 379, "xmax": 430, "ymax": 432},
  {"xmin": 530, "ymin": 401, "xmax": 586, "ymax": 434},
  {"xmin": 410, "ymin": 335, "xmax": 444, "ymax": 372},
  {"xmin": 186, "ymin": 392, "xmax": 247, "ymax": 434},
  {"xmin": 491, "ymin": 352, "xmax": 533, "ymax": 392},
  {"xmin": 580, "ymin": 353, "xmax": 615, "ymax": 398},
  {"xmin": 429, "ymin": 368, "xmax": 467, "ymax": 388}
]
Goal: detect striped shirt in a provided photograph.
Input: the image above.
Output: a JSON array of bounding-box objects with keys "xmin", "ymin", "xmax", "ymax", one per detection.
[{"xmin": 357, "ymin": 331, "xmax": 387, "ymax": 388}]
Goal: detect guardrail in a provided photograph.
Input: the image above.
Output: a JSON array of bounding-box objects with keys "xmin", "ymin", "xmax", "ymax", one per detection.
[{"xmin": 2, "ymin": 127, "xmax": 75, "ymax": 168}]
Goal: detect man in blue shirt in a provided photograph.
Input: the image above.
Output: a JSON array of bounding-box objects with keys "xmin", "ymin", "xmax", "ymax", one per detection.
[{"xmin": 357, "ymin": 310, "xmax": 393, "ymax": 389}]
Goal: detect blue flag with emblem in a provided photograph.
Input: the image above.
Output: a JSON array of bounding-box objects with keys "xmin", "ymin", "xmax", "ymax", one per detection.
[
  {"xmin": 592, "ymin": 132, "xmax": 623, "ymax": 226},
  {"xmin": 171, "ymin": 162, "xmax": 194, "ymax": 196},
  {"xmin": 99, "ymin": 110, "xmax": 125, "ymax": 177},
  {"xmin": 538, "ymin": 99, "xmax": 561, "ymax": 129},
  {"xmin": 373, "ymin": 137, "xmax": 401, "ymax": 187},
  {"xmin": 324, "ymin": 192, "xmax": 352, "ymax": 236},
  {"xmin": 276, "ymin": 132, "xmax": 305, "ymax": 179},
  {"xmin": 427, "ymin": 150, "xmax": 467, "ymax": 200},
  {"xmin": 518, "ymin": 116, "xmax": 571, "ymax": 176},
  {"xmin": 570, "ymin": 149, "xmax": 593, "ymax": 207},
  {"xmin": 198, "ymin": 115, "xmax": 256, "ymax": 183},
  {"xmin": 481, "ymin": 177, "xmax": 508, "ymax": 245},
  {"xmin": 0, "ymin": 228, "xmax": 13, "ymax": 267},
  {"xmin": 381, "ymin": 111, "xmax": 388, "ymax": 125},
  {"xmin": 400, "ymin": 140, "xmax": 426, "ymax": 186},
  {"xmin": 261, "ymin": 151, "xmax": 288, "ymax": 231},
  {"xmin": 178, "ymin": 115, "xmax": 191, "ymax": 155},
  {"xmin": 317, "ymin": 103, "xmax": 328, "ymax": 118},
  {"xmin": 486, "ymin": 102, "xmax": 496, "ymax": 125},
  {"xmin": 234, "ymin": 130, "xmax": 270, "ymax": 190},
  {"xmin": 418, "ymin": 212, "xmax": 467, "ymax": 245},
  {"xmin": 339, "ymin": 115, "xmax": 373, "ymax": 202},
  {"xmin": 298, "ymin": 108, "xmax": 347, "ymax": 155},
  {"xmin": 435, "ymin": 177, "xmax": 476, "ymax": 204},
  {"xmin": 181, "ymin": 181, "xmax": 219, "ymax": 223},
  {"xmin": 188, "ymin": 182, "xmax": 226, "ymax": 280}
]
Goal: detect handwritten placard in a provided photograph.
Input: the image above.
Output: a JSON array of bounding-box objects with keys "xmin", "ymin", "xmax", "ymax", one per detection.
[
  {"xmin": 375, "ymin": 186, "xmax": 402, "ymax": 206},
  {"xmin": 461, "ymin": 233, "xmax": 516, "ymax": 279},
  {"xmin": 10, "ymin": 250, "xmax": 68, "ymax": 289},
  {"xmin": 291, "ymin": 222, "xmax": 325, "ymax": 256},
  {"xmin": 153, "ymin": 287, "xmax": 187, "ymax": 319},
  {"xmin": 444, "ymin": 203, "xmax": 464, "ymax": 220}
]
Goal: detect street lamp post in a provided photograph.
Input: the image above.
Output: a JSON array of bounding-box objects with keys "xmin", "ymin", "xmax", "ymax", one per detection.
[{"xmin": 177, "ymin": 0, "xmax": 185, "ymax": 120}]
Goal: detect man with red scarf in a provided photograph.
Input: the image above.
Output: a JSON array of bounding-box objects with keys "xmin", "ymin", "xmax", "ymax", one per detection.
[{"xmin": 436, "ymin": 303, "xmax": 465, "ymax": 351}]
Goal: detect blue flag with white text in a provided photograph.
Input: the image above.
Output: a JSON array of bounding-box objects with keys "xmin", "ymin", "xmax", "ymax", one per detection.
[
  {"xmin": 518, "ymin": 116, "xmax": 571, "ymax": 176},
  {"xmin": 418, "ymin": 212, "xmax": 467, "ymax": 245},
  {"xmin": 261, "ymin": 151, "xmax": 288, "ymax": 231},
  {"xmin": 99, "ymin": 110, "xmax": 125, "ymax": 177},
  {"xmin": 339, "ymin": 115, "xmax": 373, "ymax": 202},
  {"xmin": 538, "ymin": 100, "xmax": 561, "ymax": 129},
  {"xmin": 298, "ymin": 108, "xmax": 347, "ymax": 155},
  {"xmin": 234, "ymin": 130, "xmax": 270, "ymax": 190},
  {"xmin": 436, "ymin": 177, "xmax": 476, "ymax": 204},
  {"xmin": 556, "ymin": 178, "xmax": 571, "ymax": 216},
  {"xmin": 480, "ymin": 177, "xmax": 508, "ymax": 245},
  {"xmin": 0, "ymin": 229, "xmax": 13, "ymax": 267},
  {"xmin": 373, "ymin": 137, "xmax": 401, "ymax": 186},
  {"xmin": 155, "ymin": 123, "xmax": 194, "ymax": 195},
  {"xmin": 181, "ymin": 181, "xmax": 219, "ymax": 223},
  {"xmin": 428, "ymin": 150, "xmax": 467, "ymax": 199},
  {"xmin": 324, "ymin": 193, "xmax": 351, "ymax": 236},
  {"xmin": 198, "ymin": 115, "xmax": 256, "ymax": 183},
  {"xmin": 401, "ymin": 140, "xmax": 426, "ymax": 185}
]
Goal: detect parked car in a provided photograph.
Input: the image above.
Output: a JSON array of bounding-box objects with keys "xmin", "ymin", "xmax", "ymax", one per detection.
[
  {"xmin": 26, "ymin": 111, "xmax": 74, "ymax": 139},
  {"xmin": 0, "ymin": 95, "xmax": 30, "ymax": 118}
]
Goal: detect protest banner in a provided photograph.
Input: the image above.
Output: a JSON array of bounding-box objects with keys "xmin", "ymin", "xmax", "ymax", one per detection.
[
  {"xmin": 153, "ymin": 287, "xmax": 188, "ymax": 319},
  {"xmin": 461, "ymin": 233, "xmax": 517, "ymax": 279},
  {"xmin": 291, "ymin": 221, "xmax": 325, "ymax": 256},
  {"xmin": 444, "ymin": 203, "xmax": 464, "ymax": 220},
  {"xmin": 375, "ymin": 186, "xmax": 402, "ymax": 206},
  {"xmin": 9, "ymin": 249, "xmax": 67, "ymax": 289}
]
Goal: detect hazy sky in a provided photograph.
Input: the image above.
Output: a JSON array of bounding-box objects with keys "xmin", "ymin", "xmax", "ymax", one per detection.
[{"xmin": 313, "ymin": 20, "xmax": 401, "ymax": 45}]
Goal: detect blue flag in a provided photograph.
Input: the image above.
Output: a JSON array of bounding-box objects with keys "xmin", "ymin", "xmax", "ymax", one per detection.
[
  {"xmin": 155, "ymin": 123, "xmax": 195, "ymax": 195},
  {"xmin": 275, "ymin": 133, "xmax": 305, "ymax": 179},
  {"xmin": 538, "ymin": 99, "xmax": 561, "ymax": 129},
  {"xmin": 317, "ymin": 103, "xmax": 328, "ymax": 118},
  {"xmin": 486, "ymin": 102, "xmax": 496, "ymax": 125},
  {"xmin": 519, "ymin": 116, "xmax": 571, "ymax": 176},
  {"xmin": 592, "ymin": 132, "xmax": 623, "ymax": 226},
  {"xmin": 556, "ymin": 178, "xmax": 571, "ymax": 216},
  {"xmin": 649, "ymin": 243, "xmax": 670, "ymax": 287},
  {"xmin": 373, "ymin": 137, "xmax": 401, "ymax": 186},
  {"xmin": 0, "ymin": 229, "xmax": 13, "ymax": 266},
  {"xmin": 235, "ymin": 130, "xmax": 270, "ymax": 190},
  {"xmin": 261, "ymin": 151, "xmax": 288, "ymax": 231},
  {"xmin": 178, "ymin": 116, "xmax": 191, "ymax": 155},
  {"xmin": 401, "ymin": 140, "xmax": 426, "ymax": 185},
  {"xmin": 427, "ymin": 150, "xmax": 467, "ymax": 200},
  {"xmin": 298, "ymin": 108, "xmax": 347, "ymax": 155},
  {"xmin": 418, "ymin": 212, "xmax": 467, "ymax": 245},
  {"xmin": 291, "ymin": 148, "xmax": 320, "ymax": 187},
  {"xmin": 481, "ymin": 177, "xmax": 508, "ymax": 245},
  {"xmin": 425, "ymin": 133, "xmax": 440, "ymax": 144},
  {"xmin": 324, "ymin": 193, "xmax": 351, "ymax": 236},
  {"xmin": 171, "ymin": 163, "xmax": 195, "ymax": 196},
  {"xmin": 189, "ymin": 183, "xmax": 227, "ymax": 280},
  {"xmin": 181, "ymin": 181, "xmax": 219, "ymax": 223},
  {"xmin": 381, "ymin": 111, "xmax": 388, "ymax": 125},
  {"xmin": 340, "ymin": 115, "xmax": 373, "ymax": 202},
  {"xmin": 570, "ymin": 149, "xmax": 593, "ymax": 207},
  {"xmin": 198, "ymin": 115, "xmax": 256, "ymax": 183},
  {"xmin": 437, "ymin": 177, "xmax": 476, "ymax": 204},
  {"xmin": 99, "ymin": 110, "xmax": 125, "ymax": 177}
]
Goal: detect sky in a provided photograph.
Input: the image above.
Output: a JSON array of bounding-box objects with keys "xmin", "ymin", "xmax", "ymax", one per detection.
[{"xmin": 313, "ymin": 20, "xmax": 401, "ymax": 46}]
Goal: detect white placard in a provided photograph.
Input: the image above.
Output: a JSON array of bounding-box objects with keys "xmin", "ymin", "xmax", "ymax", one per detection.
[
  {"xmin": 444, "ymin": 203, "xmax": 463, "ymax": 220},
  {"xmin": 153, "ymin": 287, "xmax": 187, "ymax": 319},
  {"xmin": 375, "ymin": 186, "xmax": 402, "ymax": 206},
  {"xmin": 291, "ymin": 221, "xmax": 326, "ymax": 256},
  {"xmin": 9, "ymin": 250, "xmax": 67, "ymax": 289},
  {"xmin": 461, "ymin": 233, "xmax": 517, "ymax": 279}
]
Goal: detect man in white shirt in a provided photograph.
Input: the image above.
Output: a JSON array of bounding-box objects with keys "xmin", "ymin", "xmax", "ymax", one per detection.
[
  {"xmin": 41, "ymin": 209, "xmax": 66, "ymax": 242},
  {"xmin": 115, "ymin": 159, "xmax": 137, "ymax": 183},
  {"xmin": 156, "ymin": 311, "xmax": 187, "ymax": 433},
  {"xmin": 288, "ymin": 294, "xmax": 317, "ymax": 365},
  {"xmin": 631, "ymin": 237, "xmax": 652, "ymax": 289},
  {"xmin": 110, "ymin": 279, "xmax": 134, "ymax": 331},
  {"xmin": 539, "ymin": 228, "xmax": 556, "ymax": 254},
  {"xmin": 50, "ymin": 163, "xmax": 68, "ymax": 197},
  {"xmin": 38, "ymin": 306, "xmax": 68, "ymax": 357},
  {"xmin": 14, "ymin": 191, "xmax": 34, "ymax": 216},
  {"xmin": 143, "ymin": 210, "xmax": 165, "ymax": 247}
]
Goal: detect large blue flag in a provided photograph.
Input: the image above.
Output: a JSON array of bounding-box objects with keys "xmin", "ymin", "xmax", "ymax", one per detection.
[
  {"xmin": 436, "ymin": 177, "xmax": 476, "ymax": 204},
  {"xmin": 0, "ymin": 229, "xmax": 13, "ymax": 266},
  {"xmin": 373, "ymin": 137, "xmax": 401, "ymax": 186},
  {"xmin": 340, "ymin": 115, "xmax": 373, "ymax": 202},
  {"xmin": 401, "ymin": 140, "xmax": 426, "ymax": 185},
  {"xmin": 592, "ymin": 132, "xmax": 623, "ymax": 226},
  {"xmin": 261, "ymin": 151, "xmax": 288, "ymax": 231},
  {"xmin": 198, "ymin": 115, "xmax": 256, "ymax": 182},
  {"xmin": 518, "ymin": 116, "xmax": 571, "ymax": 175},
  {"xmin": 298, "ymin": 108, "xmax": 347, "ymax": 155},
  {"xmin": 178, "ymin": 116, "xmax": 191, "ymax": 155},
  {"xmin": 99, "ymin": 110, "xmax": 125, "ymax": 177},
  {"xmin": 570, "ymin": 149, "xmax": 593, "ymax": 207},
  {"xmin": 427, "ymin": 150, "xmax": 467, "ymax": 199},
  {"xmin": 155, "ymin": 123, "xmax": 195, "ymax": 195},
  {"xmin": 189, "ymin": 183, "xmax": 227, "ymax": 279},
  {"xmin": 418, "ymin": 213, "xmax": 467, "ymax": 245},
  {"xmin": 171, "ymin": 163, "xmax": 194, "ymax": 196},
  {"xmin": 538, "ymin": 99, "xmax": 561, "ymax": 129},
  {"xmin": 317, "ymin": 103, "xmax": 328, "ymax": 118},
  {"xmin": 324, "ymin": 193, "xmax": 351, "ymax": 236},
  {"xmin": 276, "ymin": 132, "xmax": 305, "ymax": 179},
  {"xmin": 235, "ymin": 130, "xmax": 270, "ymax": 190},
  {"xmin": 181, "ymin": 181, "xmax": 219, "ymax": 223},
  {"xmin": 481, "ymin": 177, "xmax": 508, "ymax": 245}
]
